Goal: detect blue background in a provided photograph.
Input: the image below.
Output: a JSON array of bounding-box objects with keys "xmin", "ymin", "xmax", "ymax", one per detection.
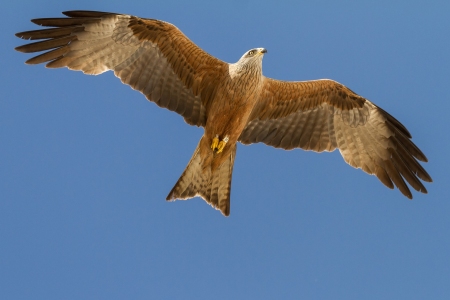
[{"xmin": 2, "ymin": 1, "xmax": 449, "ymax": 299}]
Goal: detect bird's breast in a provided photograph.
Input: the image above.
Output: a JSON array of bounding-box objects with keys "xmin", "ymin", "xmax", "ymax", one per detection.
[{"xmin": 204, "ymin": 74, "xmax": 263, "ymax": 144}]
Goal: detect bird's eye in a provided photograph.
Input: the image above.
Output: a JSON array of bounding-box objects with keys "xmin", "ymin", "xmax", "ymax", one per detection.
[{"xmin": 248, "ymin": 50, "xmax": 255, "ymax": 56}]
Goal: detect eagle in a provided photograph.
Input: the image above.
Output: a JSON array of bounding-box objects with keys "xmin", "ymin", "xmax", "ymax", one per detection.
[{"xmin": 15, "ymin": 10, "xmax": 432, "ymax": 216}]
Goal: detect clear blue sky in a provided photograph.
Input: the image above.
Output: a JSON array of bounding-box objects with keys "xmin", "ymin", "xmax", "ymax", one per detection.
[{"xmin": 1, "ymin": 1, "xmax": 449, "ymax": 299}]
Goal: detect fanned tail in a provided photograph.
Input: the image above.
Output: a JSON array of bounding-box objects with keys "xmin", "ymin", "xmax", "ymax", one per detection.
[{"xmin": 166, "ymin": 137, "xmax": 236, "ymax": 216}]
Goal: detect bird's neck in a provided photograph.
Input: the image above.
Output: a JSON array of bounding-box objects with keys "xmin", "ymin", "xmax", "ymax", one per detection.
[{"xmin": 228, "ymin": 62, "xmax": 262, "ymax": 80}]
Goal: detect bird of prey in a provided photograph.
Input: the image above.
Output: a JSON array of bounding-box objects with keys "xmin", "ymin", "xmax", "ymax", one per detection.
[{"xmin": 15, "ymin": 10, "xmax": 432, "ymax": 216}]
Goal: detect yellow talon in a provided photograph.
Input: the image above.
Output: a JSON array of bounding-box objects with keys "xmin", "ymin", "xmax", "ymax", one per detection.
[
  {"xmin": 216, "ymin": 140, "xmax": 227, "ymax": 154},
  {"xmin": 211, "ymin": 135, "xmax": 229, "ymax": 153},
  {"xmin": 211, "ymin": 136, "xmax": 219, "ymax": 151}
]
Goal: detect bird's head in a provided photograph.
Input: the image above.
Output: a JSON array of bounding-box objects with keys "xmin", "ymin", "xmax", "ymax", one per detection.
[
  {"xmin": 237, "ymin": 48, "xmax": 267, "ymax": 65},
  {"xmin": 230, "ymin": 48, "xmax": 267, "ymax": 76},
  {"xmin": 238, "ymin": 48, "xmax": 267, "ymax": 64}
]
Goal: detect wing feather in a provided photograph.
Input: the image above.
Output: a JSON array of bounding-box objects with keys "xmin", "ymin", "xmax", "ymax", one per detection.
[
  {"xmin": 16, "ymin": 10, "xmax": 228, "ymax": 127},
  {"xmin": 31, "ymin": 17, "xmax": 101, "ymax": 27},
  {"xmin": 24, "ymin": 46, "xmax": 70, "ymax": 65},
  {"xmin": 239, "ymin": 78, "xmax": 431, "ymax": 198}
]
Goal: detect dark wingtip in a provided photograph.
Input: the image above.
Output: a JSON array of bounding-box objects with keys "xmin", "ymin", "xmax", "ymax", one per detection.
[
  {"xmin": 62, "ymin": 10, "xmax": 116, "ymax": 18},
  {"xmin": 14, "ymin": 45, "xmax": 25, "ymax": 52},
  {"xmin": 31, "ymin": 18, "xmax": 44, "ymax": 26},
  {"xmin": 62, "ymin": 11, "xmax": 77, "ymax": 17}
]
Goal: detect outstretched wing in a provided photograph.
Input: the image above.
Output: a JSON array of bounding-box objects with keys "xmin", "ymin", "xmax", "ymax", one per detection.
[
  {"xmin": 15, "ymin": 10, "xmax": 229, "ymax": 126},
  {"xmin": 239, "ymin": 78, "xmax": 432, "ymax": 198}
]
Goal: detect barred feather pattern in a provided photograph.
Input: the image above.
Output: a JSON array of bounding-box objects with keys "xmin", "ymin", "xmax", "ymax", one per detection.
[
  {"xmin": 240, "ymin": 78, "xmax": 432, "ymax": 198},
  {"xmin": 166, "ymin": 137, "xmax": 235, "ymax": 216},
  {"xmin": 15, "ymin": 11, "xmax": 229, "ymax": 126}
]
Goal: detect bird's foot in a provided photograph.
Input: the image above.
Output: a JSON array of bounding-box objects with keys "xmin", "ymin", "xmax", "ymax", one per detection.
[
  {"xmin": 211, "ymin": 135, "xmax": 229, "ymax": 154},
  {"xmin": 211, "ymin": 135, "xmax": 219, "ymax": 151},
  {"xmin": 216, "ymin": 136, "xmax": 229, "ymax": 154}
]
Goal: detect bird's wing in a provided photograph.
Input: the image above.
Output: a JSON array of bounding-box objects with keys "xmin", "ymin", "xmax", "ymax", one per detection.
[
  {"xmin": 239, "ymin": 78, "xmax": 432, "ymax": 198},
  {"xmin": 15, "ymin": 10, "xmax": 229, "ymax": 126}
]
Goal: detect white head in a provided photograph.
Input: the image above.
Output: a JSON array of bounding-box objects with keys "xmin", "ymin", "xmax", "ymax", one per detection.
[
  {"xmin": 237, "ymin": 48, "xmax": 267, "ymax": 64},
  {"xmin": 231, "ymin": 48, "xmax": 267, "ymax": 76}
]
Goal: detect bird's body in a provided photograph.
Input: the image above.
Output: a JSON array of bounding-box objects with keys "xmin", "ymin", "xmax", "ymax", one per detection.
[
  {"xmin": 205, "ymin": 59, "xmax": 265, "ymax": 164},
  {"xmin": 16, "ymin": 10, "xmax": 432, "ymax": 216},
  {"xmin": 167, "ymin": 50, "xmax": 267, "ymax": 215}
]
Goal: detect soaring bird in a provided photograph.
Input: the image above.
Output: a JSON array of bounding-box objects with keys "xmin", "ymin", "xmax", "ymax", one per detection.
[{"xmin": 15, "ymin": 10, "xmax": 432, "ymax": 216}]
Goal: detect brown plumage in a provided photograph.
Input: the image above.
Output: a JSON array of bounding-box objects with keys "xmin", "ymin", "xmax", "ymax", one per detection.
[{"xmin": 15, "ymin": 10, "xmax": 432, "ymax": 216}]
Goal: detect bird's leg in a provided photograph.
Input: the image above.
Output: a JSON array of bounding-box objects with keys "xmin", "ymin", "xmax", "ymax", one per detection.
[
  {"xmin": 211, "ymin": 135, "xmax": 229, "ymax": 153},
  {"xmin": 216, "ymin": 136, "xmax": 229, "ymax": 154},
  {"xmin": 211, "ymin": 135, "xmax": 219, "ymax": 151}
]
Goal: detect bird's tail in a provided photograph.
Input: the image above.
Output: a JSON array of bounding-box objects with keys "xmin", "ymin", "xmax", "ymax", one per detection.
[{"xmin": 166, "ymin": 136, "xmax": 236, "ymax": 216}]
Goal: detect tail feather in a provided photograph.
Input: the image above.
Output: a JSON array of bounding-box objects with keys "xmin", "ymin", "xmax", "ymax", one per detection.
[{"xmin": 166, "ymin": 137, "xmax": 236, "ymax": 216}]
